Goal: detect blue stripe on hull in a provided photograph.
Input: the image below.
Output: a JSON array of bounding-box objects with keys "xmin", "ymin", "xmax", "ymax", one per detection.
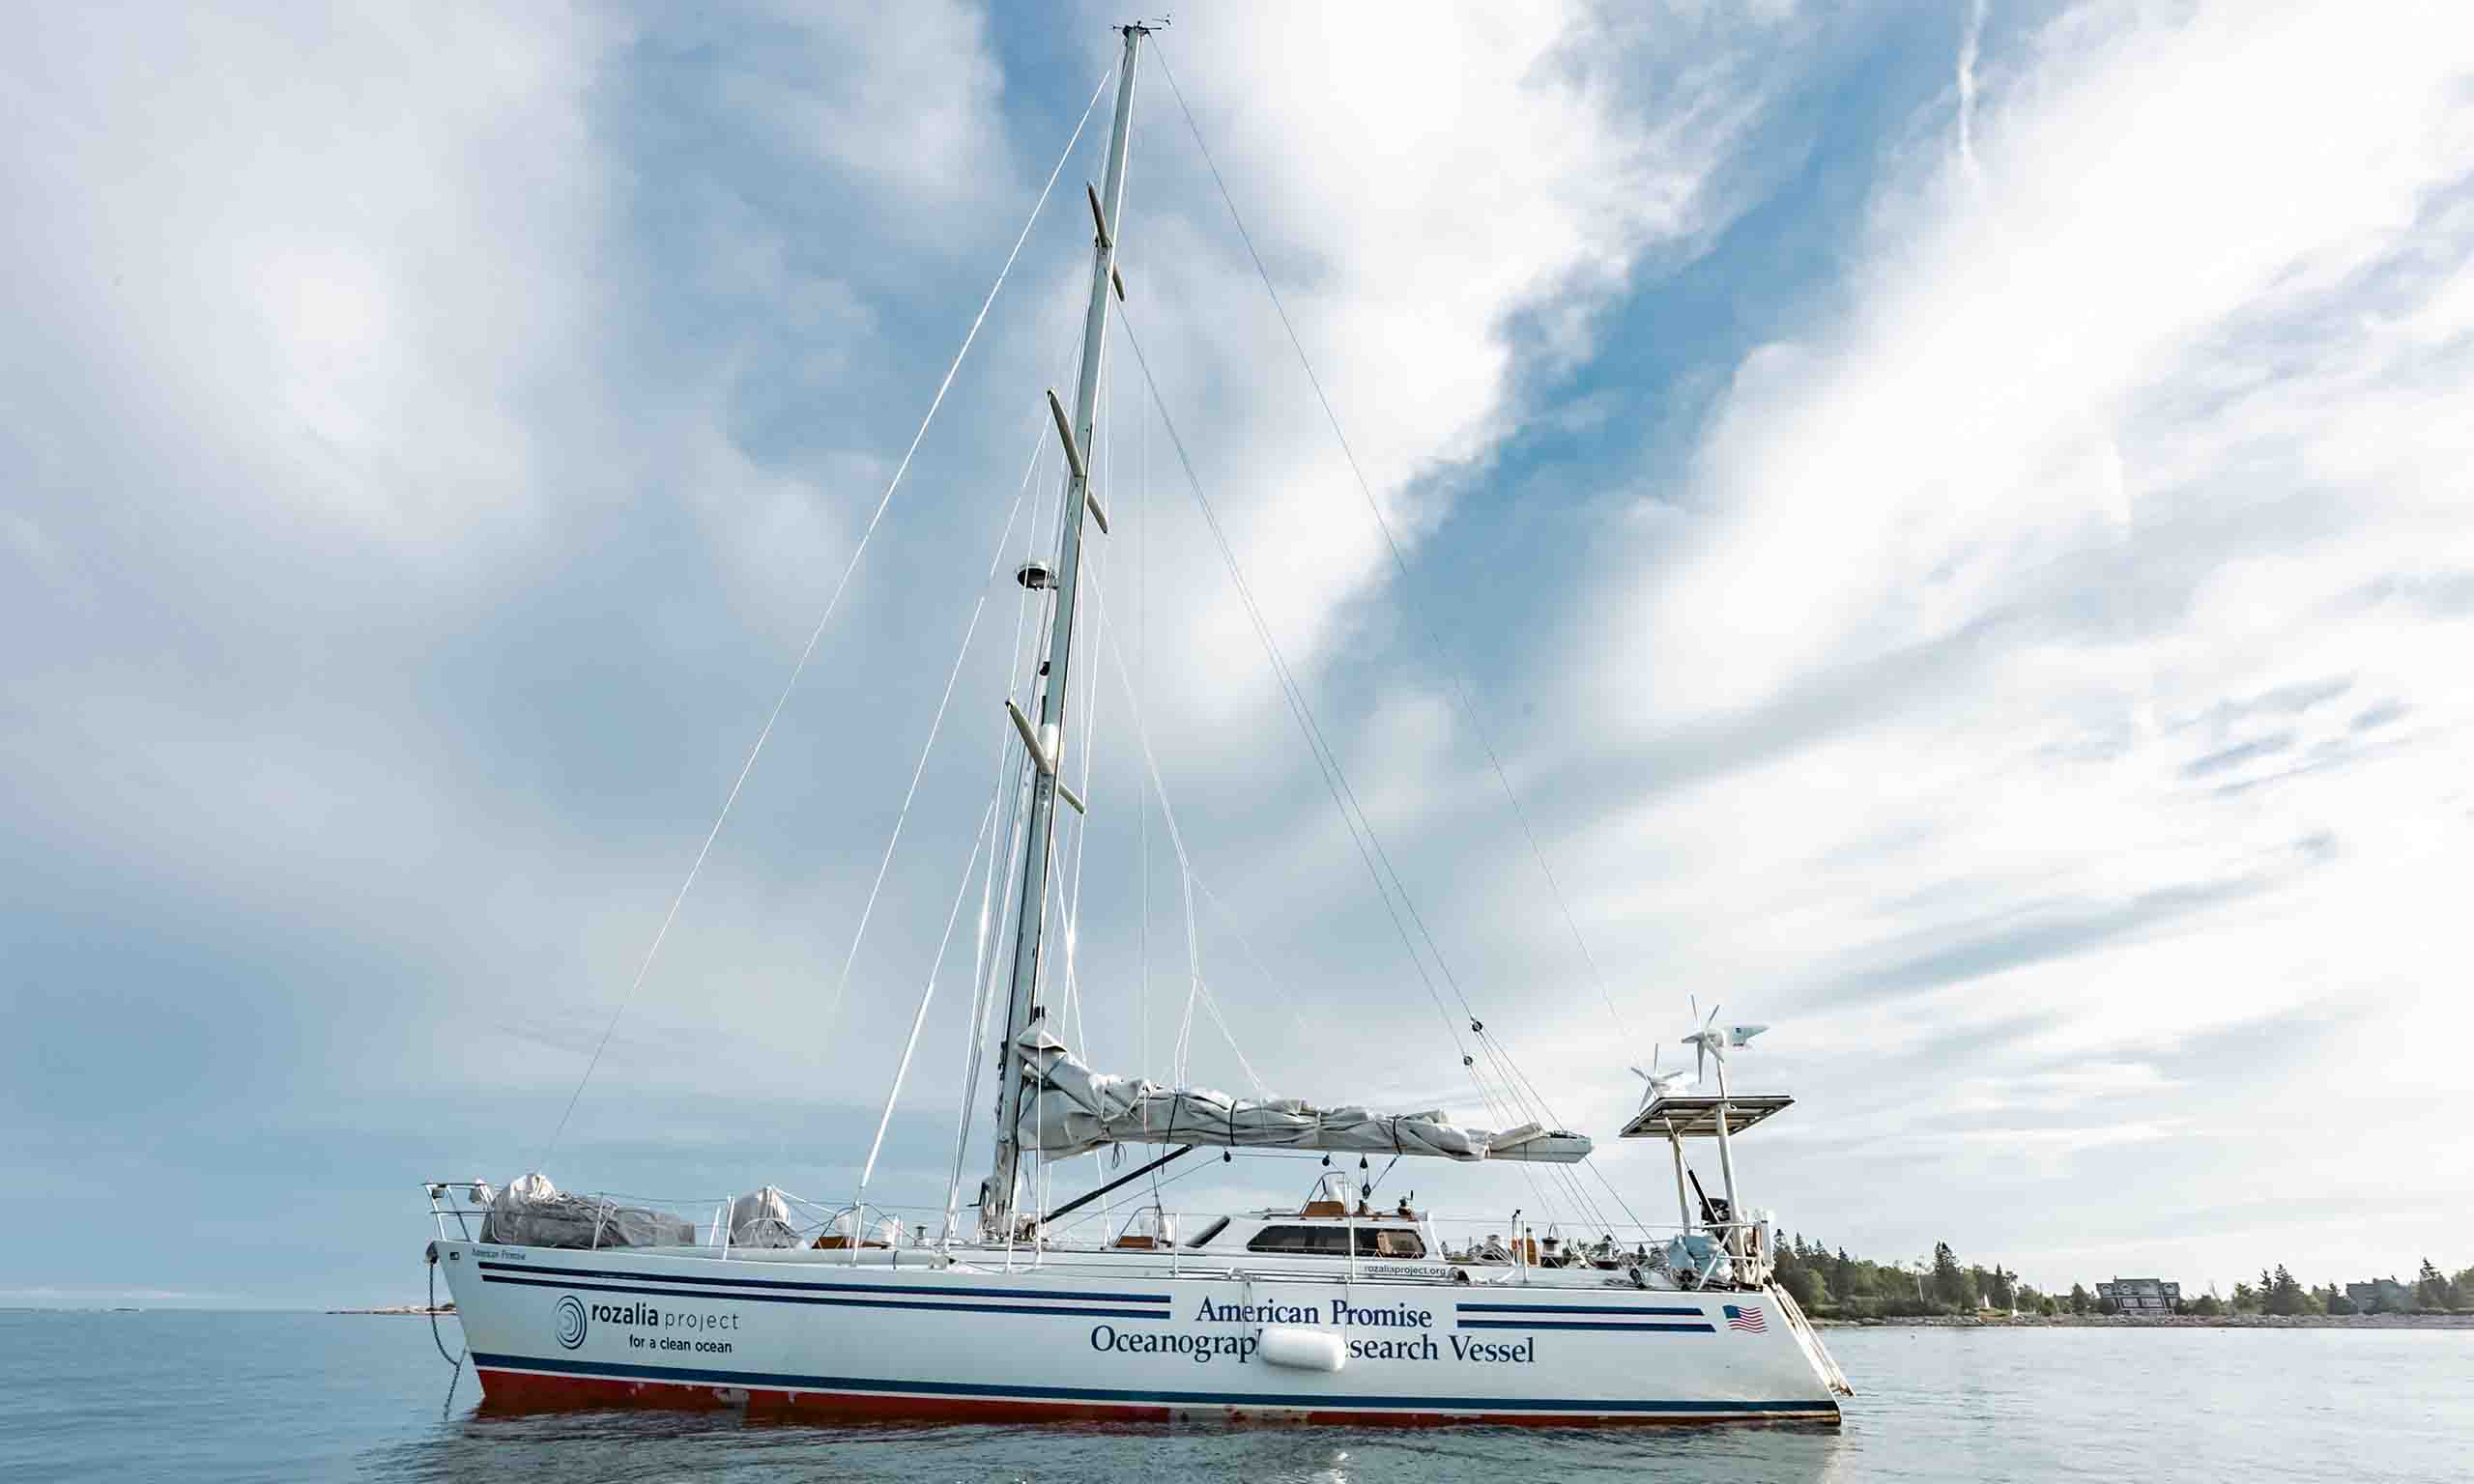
[
  {"xmin": 1455, "ymin": 1303, "xmax": 1704, "ymax": 1316},
  {"xmin": 480, "ymin": 1271, "xmax": 1166, "ymax": 1320},
  {"xmin": 1455, "ymin": 1319, "xmax": 1715, "ymax": 1332},
  {"xmin": 469, "ymin": 1351, "xmax": 1836, "ymax": 1416}
]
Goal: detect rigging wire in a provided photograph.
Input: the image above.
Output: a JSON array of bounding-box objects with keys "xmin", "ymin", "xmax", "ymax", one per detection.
[
  {"xmin": 1136, "ymin": 323, "xmax": 1152, "ymax": 1096},
  {"xmin": 1185, "ymin": 872, "xmax": 1315, "ymax": 1042},
  {"xmin": 1113, "ymin": 309, "xmax": 1567, "ymax": 1225},
  {"xmin": 1085, "ymin": 621, "xmax": 1205, "ymax": 1091},
  {"xmin": 812, "ymin": 407, "xmax": 1057, "ymax": 1052},
  {"xmin": 1186, "ymin": 972, "xmax": 1271, "ymax": 1099},
  {"xmin": 854, "ymin": 790, "xmax": 997, "ymax": 1205},
  {"xmin": 1112, "ymin": 310, "xmax": 1471, "ymax": 1070},
  {"xmin": 1146, "ymin": 46, "xmax": 1667, "ymax": 1233},
  {"xmin": 532, "ymin": 65, "xmax": 1120, "ymax": 1171},
  {"xmin": 941, "ymin": 765, "xmax": 1016, "ymax": 1246},
  {"xmin": 942, "ymin": 729, "xmax": 1035, "ymax": 1243},
  {"xmin": 1150, "ymin": 43, "xmax": 1645, "ymax": 1066}
]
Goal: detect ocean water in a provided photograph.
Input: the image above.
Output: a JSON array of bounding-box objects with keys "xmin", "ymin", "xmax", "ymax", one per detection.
[{"xmin": 0, "ymin": 1311, "xmax": 2466, "ymax": 1481}]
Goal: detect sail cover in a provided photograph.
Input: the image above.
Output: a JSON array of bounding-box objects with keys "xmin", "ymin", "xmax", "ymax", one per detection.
[
  {"xmin": 480, "ymin": 1172, "xmax": 697, "ymax": 1249},
  {"xmin": 1012, "ymin": 1026, "xmax": 1592, "ymax": 1163}
]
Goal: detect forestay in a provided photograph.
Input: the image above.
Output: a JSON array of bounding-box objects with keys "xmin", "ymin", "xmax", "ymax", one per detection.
[{"xmin": 1010, "ymin": 1025, "xmax": 1592, "ymax": 1163}]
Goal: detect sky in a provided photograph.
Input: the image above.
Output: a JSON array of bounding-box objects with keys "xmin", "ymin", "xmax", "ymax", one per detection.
[{"xmin": 3, "ymin": 0, "xmax": 2469, "ymax": 1309}]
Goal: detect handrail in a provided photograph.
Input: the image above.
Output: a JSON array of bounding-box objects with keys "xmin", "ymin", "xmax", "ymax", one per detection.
[{"xmin": 1770, "ymin": 1282, "xmax": 1855, "ymax": 1396}]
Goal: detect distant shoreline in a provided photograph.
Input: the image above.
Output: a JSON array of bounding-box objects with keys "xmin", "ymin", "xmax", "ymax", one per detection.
[
  {"xmin": 326, "ymin": 1305, "xmax": 454, "ymax": 1316},
  {"xmin": 1813, "ymin": 1312, "xmax": 2473, "ymax": 1329}
]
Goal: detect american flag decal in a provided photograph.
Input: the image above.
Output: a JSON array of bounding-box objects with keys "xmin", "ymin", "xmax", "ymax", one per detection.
[{"xmin": 1723, "ymin": 1303, "xmax": 1768, "ymax": 1333}]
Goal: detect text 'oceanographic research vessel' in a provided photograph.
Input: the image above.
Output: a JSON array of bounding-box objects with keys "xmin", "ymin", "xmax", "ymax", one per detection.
[{"xmin": 424, "ymin": 22, "xmax": 1851, "ymax": 1426}]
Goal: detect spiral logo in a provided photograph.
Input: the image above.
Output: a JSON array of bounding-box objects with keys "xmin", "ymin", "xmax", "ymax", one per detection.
[{"xmin": 554, "ymin": 1294, "xmax": 589, "ymax": 1350}]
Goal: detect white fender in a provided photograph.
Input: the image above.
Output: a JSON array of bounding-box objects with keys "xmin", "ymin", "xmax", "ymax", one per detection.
[{"xmin": 1259, "ymin": 1327, "xmax": 1346, "ymax": 1373}]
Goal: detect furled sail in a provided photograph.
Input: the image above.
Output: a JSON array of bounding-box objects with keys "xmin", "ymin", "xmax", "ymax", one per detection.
[{"xmin": 1011, "ymin": 1025, "xmax": 1592, "ymax": 1163}]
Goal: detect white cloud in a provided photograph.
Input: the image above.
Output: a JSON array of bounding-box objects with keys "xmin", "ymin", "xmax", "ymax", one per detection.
[
  {"xmin": 1518, "ymin": 0, "xmax": 2474, "ymax": 1282},
  {"xmin": 1064, "ymin": 0, "xmax": 1779, "ymax": 730},
  {"xmin": 1623, "ymin": 1, "xmax": 2469, "ymax": 714},
  {"xmin": 2, "ymin": 5, "xmax": 615, "ymax": 556},
  {"xmin": 1957, "ymin": 0, "xmax": 1987, "ymax": 179},
  {"xmin": 714, "ymin": 0, "xmax": 1011, "ymax": 221},
  {"xmin": 0, "ymin": 1, "xmax": 1038, "ymax": 1121}
]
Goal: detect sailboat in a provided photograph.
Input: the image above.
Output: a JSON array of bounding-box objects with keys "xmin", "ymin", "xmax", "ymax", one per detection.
[{"xmin": 424, "ymin": 23, "xmax": 1851, "ymax": 1425}]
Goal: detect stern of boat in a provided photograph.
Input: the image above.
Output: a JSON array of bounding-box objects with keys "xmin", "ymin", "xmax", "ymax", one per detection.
[{"xmin": 1769, "ymin": 1282, "xmax": 1855, "ymax": 1402}]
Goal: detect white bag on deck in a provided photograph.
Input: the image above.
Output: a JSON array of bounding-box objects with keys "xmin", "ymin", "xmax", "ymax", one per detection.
[
  {"xmin": 727, "ymin": 1185, "xmax": 802, "ymax": 1248},
  {"xmin": 480, "ymin": 1172, "xmax": 696, "ymax": 1249}
]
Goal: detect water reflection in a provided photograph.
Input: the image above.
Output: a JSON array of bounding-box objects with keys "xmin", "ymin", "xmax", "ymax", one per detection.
[
  {"xmin": 16, "ymin": 1309, "xmax": 2462, "ymax": 1481},
  {"xmin": 367, "ymin": 1405, "xmax": 1850, "ymax": 1483}
]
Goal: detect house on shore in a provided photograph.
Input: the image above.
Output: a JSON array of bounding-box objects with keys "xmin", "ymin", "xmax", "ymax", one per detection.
[{"xmin": 2096, "ymin": 1277, "xmax": 2180, "ymax": 1312}]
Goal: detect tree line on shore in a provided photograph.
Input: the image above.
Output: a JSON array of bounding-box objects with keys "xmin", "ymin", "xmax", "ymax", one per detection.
[{"xmin": 1769, "ymin": 1237, "xmax": 2474, "ymax": 1319}]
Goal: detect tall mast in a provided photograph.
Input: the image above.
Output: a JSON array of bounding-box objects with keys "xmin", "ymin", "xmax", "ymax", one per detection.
[{"xmin": 985, "ymin": 23, "xmax": 1146, "ymax": 1238}]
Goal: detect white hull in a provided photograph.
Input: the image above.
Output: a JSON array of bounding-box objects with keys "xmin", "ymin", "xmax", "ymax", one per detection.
[{"xmin": 436, "ymin": 1240, "xmax": 1844, "ymax": 1425}]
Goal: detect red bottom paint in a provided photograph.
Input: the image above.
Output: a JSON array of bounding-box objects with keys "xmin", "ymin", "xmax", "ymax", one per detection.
[{"xmin": 474, "ymin": 1367, "xmax": 1837, "ymax": 1428}]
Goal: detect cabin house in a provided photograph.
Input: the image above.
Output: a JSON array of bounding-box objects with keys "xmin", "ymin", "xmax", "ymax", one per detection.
[{"xmin": 2345, "ymin": 1278, "xmax": 2414, "ymax": 1313}]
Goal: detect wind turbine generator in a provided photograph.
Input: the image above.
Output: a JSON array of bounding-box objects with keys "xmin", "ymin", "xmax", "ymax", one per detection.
[{"xmin": 1628, "ymin": 1043, "xmax": 1693, "ymax": 1111}]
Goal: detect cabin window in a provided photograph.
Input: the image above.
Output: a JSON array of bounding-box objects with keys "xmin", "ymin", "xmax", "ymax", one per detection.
[
  {"xmin": 1184, "ymin": 1216, "xmax": 1231, "ymax": 1248},
  {"xmin": 1367, "ymin": 1229, "xmax": 1425, "ymax": 1258},
  {"xmin": 1247, "ymin": 1225, "xmax": 1348, "ymax": 1254},
  {"xmin": 1244, "ymin": 1225, "xmax": 1424, "ymax": 1258}
]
